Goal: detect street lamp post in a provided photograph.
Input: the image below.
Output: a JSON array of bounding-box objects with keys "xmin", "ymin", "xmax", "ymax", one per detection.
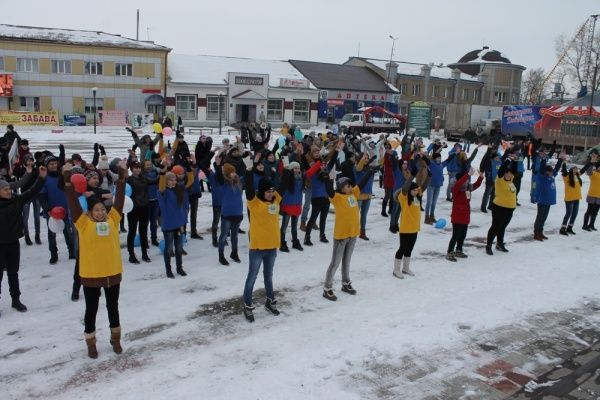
[
  {"xmin": 92, "ymin": 87, "xmax": 97, "ymax": 134},
  {"xmin": 218, "ymin": 91, "xmax": 225, "ymax": 135},
  {"xmin": 386, "ymin": 35, "xmax": 398, "ymax": 110}
]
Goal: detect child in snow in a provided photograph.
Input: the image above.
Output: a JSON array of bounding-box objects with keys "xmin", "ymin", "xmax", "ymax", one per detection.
[
  {"xmin": 215, "ymin": 161, "xmax": 244, "ymax": 265},
  {"xmin": 485, "ymin": 158, "xmax": 517, "ymax": 255},
  {"xmin": 582, "ymin": 152, "xmax": 600, "ymax": 231},
  {"xmin": 446, "ymin": 168, "xmax": 483, "ymax": 261},
  {"xmin": 425, "ymin": 152, "xmax": 455, "ymax": 225},
  {"xmin": 64, "ymin": 159, "xmax": 128, "ymax": 359},
  {"xmin": 532, "ymin": 150, "xmax": 566, "ymax": 240},
  {"xmin": 560, "ymin": 162, "xmax": 582, "ymax": 235},
  {"xmin": 279, "ymin": 160, "xmax": 304, "ymax": 252}
]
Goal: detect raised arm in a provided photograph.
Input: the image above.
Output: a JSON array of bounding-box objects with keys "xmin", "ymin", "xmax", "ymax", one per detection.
[
  {"xmin": 92, "ymin": 143, "xmax": 100, "ymax": 167},
  {"xmin": 112, "ymin": 161, "xmax": 128, "ymax": 214},
  {"xmin": 63, "ymin": 163, "xmax": 83, "ymax": 222},
  {"xmin": 20, "ymin": 167, "xmax": 46, "ymax": 203}
]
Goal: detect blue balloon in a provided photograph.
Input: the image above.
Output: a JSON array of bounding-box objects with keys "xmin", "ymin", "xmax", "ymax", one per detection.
[
  {"xmin": 125, "ymin": 183, "xmax": 133, "ymax": 197},
  {"xmin": 159, "ymin": 240, "xmax": 166, "ymax": 254},
  {"xmin": 134, "ymin": 234, "xmax": 141, "ymax": 247},
  {"xmin": 79, "ymin": 195, "xmax": 88, "ymax": 212},
  {"xmin": 434, "ymin": 218, "xmax": 447, "ymax": 229}
]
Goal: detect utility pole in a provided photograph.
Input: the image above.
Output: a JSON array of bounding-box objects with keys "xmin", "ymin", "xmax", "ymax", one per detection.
[
  {"xmin": 136, "ymin": 9, "xmax": 140, "ymax": 41},
  {"xmin": 386, "ymin": 35, "xmax": 398, "ymax": 111}
]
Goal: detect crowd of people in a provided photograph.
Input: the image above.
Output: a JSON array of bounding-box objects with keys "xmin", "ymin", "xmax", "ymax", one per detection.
[{"xmin": 1, "ymin": 121, "xmax": 599, "ymax": 359}]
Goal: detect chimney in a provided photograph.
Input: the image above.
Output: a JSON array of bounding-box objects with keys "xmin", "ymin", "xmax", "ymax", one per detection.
[
  {"xmin": 421, "ymin": 64, "xmax": 432, "ymax": 77},
  {"xmin": 385, "ymin": 62, "xmax": 398, "ymax": 85}
]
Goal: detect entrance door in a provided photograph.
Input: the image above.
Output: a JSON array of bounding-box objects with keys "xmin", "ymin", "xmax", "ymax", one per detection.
[
  {"xmin": 147, "ymin": 104, "xmax": 163, "ymax": 119},
  {"xmin": 248, "ymin": 105, "xmax": 257, "ymax": 122},
  {"xmin": 241, "ymin": 105, "xmax": 249, "ymax": 122}
]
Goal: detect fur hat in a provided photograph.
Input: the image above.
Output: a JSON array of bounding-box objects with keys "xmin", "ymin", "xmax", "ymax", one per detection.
[
  {"xmin": 97, "ymin": 155, "xmax": 110, "ymax": 170},
  {"xmin": 287, "ymin": 161, "xmax": 300, "ymax": 170},
  {"xmin": 222, "ymin": 163, "xmax": 236, "ymax": 176}
]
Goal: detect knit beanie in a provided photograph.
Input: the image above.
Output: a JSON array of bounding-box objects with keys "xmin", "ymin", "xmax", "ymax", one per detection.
[
  {"xmin": 44, "ymin": 155, "xmax": 58, "ymax": 167},
  {"xmin": 257, "ymin": 177, "xmax": 274, "ymax": 200},
  {"xmin": 287, "ymin": 161, "xmax": 300, "ymax": 170},
  {"xmin": 97, "ymin": 155, "xmax": 110, "ymax": 170},
  {"xmin": 336, "ymin": 177, "xmax": 352, "ymax": 191}
]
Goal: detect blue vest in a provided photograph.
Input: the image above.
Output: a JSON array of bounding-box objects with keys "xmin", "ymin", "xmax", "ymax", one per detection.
[{"xmin": 220, "ymin": 182, "xmax": 243, "ymax": 217}]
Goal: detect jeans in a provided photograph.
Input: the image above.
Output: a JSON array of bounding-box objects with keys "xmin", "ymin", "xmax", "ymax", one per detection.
[
  {"xmin": 83, "ymin": 285, "xmax": 120, "ymax": 334},
  {"xmin": 534, "ymin": 204, "xmax": 551, "ymax": 233},
  {"xmin": 47, "ymin": 216, "xmax": 75, "ymax": 257},
  {"xmin": 446, "ymin": 172, "xmax": 457, "ymax": 200},
  {"xmin": 382, "ymin": 188, "xmax": 393, "ymax": 214},
  {"xmin": 127, "ymin": 205, "xmax": 149, "ymax": 255},
  {"xmin": 324, "ymin": 237, "xmax": 356, "ymax": 288},
  {"xmin": 448, "ymin": 224, "xmax": 468, "ymax": 253},
  {"xmin": 0, "ymin": 241, "xmax": 21, "ymax": 299},
  {"xmin": 390, "ymin": 200, "xmax": 401, "ymax": 228},
  {"xmin": 72, "ymin": 231, "xmax": 80, "ymax": 295},
  {"xmin": 22, "ymin": 197, "xmax": 41, "ymax": 237},
  {"xmin": 358, "ymin": 198, "xmax": 371, "ymax": 231},
  {"xmin": 163, "ymin": 230, "xmax": 183, "ymax": 269},
  {"xmin": 147, "ymin": 200, "xmax": 159, "ymax": 241},
  {"xmin": 481, "ymin": 181, "xmax": 495, "ymax": 210},
  {"xmin": 305, "ymin": 197, "xmax": 330, "ymax": 239},
  {"xmin": 486, "ymin": 204, "xmax": 515, "ymax": 246},
  {"xmin": 425, "ymin": 186, "xmax": 441, "ymax": 217},
  {"xmin": 562, "ymin": 200, "xmax": 579, "ymax": 226},
  {"xmin": 301, "ymin": 186, "xmax": 312, "ymax": 223},
  {"xmin": 280, "ymin": 213, "xmax": 299, "ymax": 242},
  {"xmin": 395, "ymin": 233, "xmax": 418, "ymax": 259},
  {"xmin": 219, "ymin": 216, "xmax": 240, "ymax": 254},
  {"xmin": 211, "ymin": 206, "xmax": 221, "ymax": 242},
  {"xmin": 463, "ymin": 139, "xmax": 471, "ymax": 153},
  {"xmin": 243, "ymin": 249, "xmax": 277, "ymax": 306}
]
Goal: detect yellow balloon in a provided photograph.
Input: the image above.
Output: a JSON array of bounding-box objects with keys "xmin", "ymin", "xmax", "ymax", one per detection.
[{"xmin": 153, "ymin": 122, "xmax": 163, "ymax": 134}]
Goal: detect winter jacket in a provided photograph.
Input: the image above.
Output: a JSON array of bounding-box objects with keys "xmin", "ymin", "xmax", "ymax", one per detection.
[
  {"xmin": 587, "ymin": 169, "xmax": 600, "ymax": 201},
  {"xmin": 383, "ymin": 153, "xmax": 395, "ymax": 189},
  {"xmin": 144, "ymin": 168, "xmax": 159, "ymax": 201},
  {"xmin": 450, "ymin": 174, "xmax": 483, "ymax": 225},
  {"xmin": 40, "ymin": 172, "xmax": 68, "ymax": 213},
  {"xmin": 207, "ymin": 170, "xmax": 223, "ymax": 208},
  {"xmin": 305, "ymin": 161, "xmax": 328, "ymax": 199},
  {"xmin": 158, "ymin": 186, "xmax": 189, "ymax": 231},
  {"xmin": 446, "ymin": 147, "xmax": 460, "ymax": 173},
  {"xmin": 280, "ymin": 169, "xmax": 303, "ymax": 216},
  {"xmin": 533, "ymin": 160, "xmax": 562, "ymax": 206},
  {"xmin": 0, "ymin": 176, "xmax": 45, "ymax": 243},
  {"xmin": 127, "ymin": 175, "xmax": 152, "ymax": 207}
]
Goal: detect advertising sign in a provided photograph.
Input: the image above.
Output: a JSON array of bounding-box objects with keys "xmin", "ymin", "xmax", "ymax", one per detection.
[
  {"xmin": 63, "ymin": 114, "xmax": 86, "ymax": 126},
  {"xmin": 407, "ymin": 102, "xmax": 431, "ymax": 138},
  {"xmin": 98, "ymin": 110, "xmax": 130, "ymax": 126},
  {"xmin": 0, "ymin": 74, "xmax": 13, "ymax": 97},
  {"xmin": 280, "ymin": 78, "xmax": 309, "ymax": 89},
  {"xmin": 132, "ymin": 113, "xmax": 154, "ymax": 128},
  {"xmin": 0, "ymin": 111, "xmax": 59, "ymax": 126},
  {"xmin": 502, "ymin": 106, "xmax": 546, "ymax": 136}
]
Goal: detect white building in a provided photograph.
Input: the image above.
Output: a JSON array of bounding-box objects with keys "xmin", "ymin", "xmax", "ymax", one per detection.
[{"xmin": 166, "ymin": 54, "xmax": 319, "ymax": 127}]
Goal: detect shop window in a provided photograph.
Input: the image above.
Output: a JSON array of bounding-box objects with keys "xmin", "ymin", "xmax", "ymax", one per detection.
[
  {"xmin": 176, "ymin": 95, "xmax": 198, "ymax": 120},
  {"xmin": 51, "ymin": 60, "xmax": 71, "ymax": 74},
  {"xmin": 19, "ymin": 97, "xmax": 40, "ymax": 112},
  {"xmin": 84, "ymin": 98, "xmax": 104, "ymax": 113},
  {"xmin": 412, "ymin": 84, "xmax": 420, "ymax": 97},
  {"xmin": 17, "ymin": 58, "xmax": 38, "ymax": 73},
  {"xmin": 293, "ymin": 100, "xmax": 310, "ymax": 123},
  {"xmin": 85, "ymin": 62, "xmax": 103, "ymax": 75},
  {"xmin": 115, "ymin": 63, "xmax": 133, "ymax": 77},
  {"xmin": 267, "ymin": 99, "xmax": 284, "ymax": 121},
  {"xmin": 206, "ymin": 95, "xmax": 226, "ymax": 120}
]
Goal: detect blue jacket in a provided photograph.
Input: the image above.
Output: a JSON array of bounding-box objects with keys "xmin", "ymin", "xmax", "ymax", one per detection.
[
  {"xmin": 533, "ymin": 160, "xmax": 562, "ymax": 205},
  {"xmin": 157, "ymin": 187, "xmax": 189, "ymax": 231},
  {"xmin": 189, "ymin": 171, "xmax": 202, "ymax": 196},
  {"xmin": 392, "ymin": 166, "xmax": 407, "ymax": 192},
  {"xmin": 207, "ymin": 170, "xmax": 223, "ymax": 207},
  {"xmin": 446, "ymin": 148, "xmax": 460, "ymax": 173},
  {"xmin": 282, "ymin": 177, "xmax": 303, "ymax": 207},
  {"xmin": 310, "ymin": 174, "xmax": 327, "ymax": 198},
  {"xmin": 355, "ymin": 168, "xmax": 374, "ymax": 195},
  {"xmin": 429, "ymin": 160, "xmax": 447, "ymax": 188},
  {"xmin": 144, "ymin": 169, "xmax": 159, "ymax": 201},
  {"xmin": 41, "ymin": 173, "xmax": 68, "ymax": 212},
  {"xmin": 220, "ymin": 181, "xmax": 243, "ymax": 217},
  {"xmin": 491, "ymin": 158, "xmax": 502, "ymax": 180}
]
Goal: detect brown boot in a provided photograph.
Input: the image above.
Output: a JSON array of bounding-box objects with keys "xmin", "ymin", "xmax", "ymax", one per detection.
[
  {"xmin": 359, "ymin": 229, "xmax": 369, "ymax": 240},
  {"xmin": 110, "ymin": 326, "xmax": 123, "ymax": 354},
  {"xmin": 300, "ymin": 221, "xmax": 307, "ymax": 232},
  {"xmin": 424, "ymin": 215, "xmax": 433, "ymax": 225},
  {"xmin": 85, "ymin": 332, "xmax": 98, "ymax": 359}
]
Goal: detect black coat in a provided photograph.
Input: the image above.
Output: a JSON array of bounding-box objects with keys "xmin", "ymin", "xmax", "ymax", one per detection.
[{"xmin": 0, "ymin": 177, "xmax": 45, "ymax": 243}]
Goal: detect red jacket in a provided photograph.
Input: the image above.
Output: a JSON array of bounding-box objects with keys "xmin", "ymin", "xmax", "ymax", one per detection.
[
  {"xmin": 450, "ymin": 174, "xmax": 483, "ymax": 225},
  {"xmin": 383, "ymin": 153, "xmax": 395, "ymax": 189}
]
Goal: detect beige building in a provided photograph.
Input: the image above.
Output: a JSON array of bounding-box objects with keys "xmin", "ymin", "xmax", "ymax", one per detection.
[{"xmin": 0, "ymin": 24, "xmax": 170, "ymax": 120}]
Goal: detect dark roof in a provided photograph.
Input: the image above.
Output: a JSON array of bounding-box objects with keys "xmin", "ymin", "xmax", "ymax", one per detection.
[
  {"xmin": 457, "ymin": 47, "xmax": 511, "ymax": 64},
  {"xmin": 289, "ymin": 59, "xmax": 395, "ymax": 92}
]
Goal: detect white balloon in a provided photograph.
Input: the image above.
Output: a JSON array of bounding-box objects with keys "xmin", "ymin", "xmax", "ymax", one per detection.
[
  {"xmin": 48, "ymin": 218, "xmax": 65, "ymax": 234},
  {"xmin": 122, "ymin": 196, "xmax": 134, "ymax": 214}
]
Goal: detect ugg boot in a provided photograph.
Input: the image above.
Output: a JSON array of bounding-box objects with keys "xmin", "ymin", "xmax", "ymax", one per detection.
[
  {"xmin": 402, "ymin": 257, "xmax": 415, "ymax": 276},
  {"xmin": 534, "ymin": 232, "xmax": 544, "ymax": 241},
  {"xmin": 85, "ymin": 332, "xmax": 98, "ymax": 359},
  {"xmin": 110, "ymin": 327, "xmax": 123, "ymax": 354},
  {"xmin": 359, "ymin": 230, "xmax": 369, "ymax": 240},
  {"xmin": 431, "ymin": 214, "xmax": 437, "ymax": 224},
  {"xmin": 424, "ymin": 215, "xmax": 433, "ymax": 225},
  {"xmin": 393, "ymin": 258, "xmax": 404, "ymax": 279}
]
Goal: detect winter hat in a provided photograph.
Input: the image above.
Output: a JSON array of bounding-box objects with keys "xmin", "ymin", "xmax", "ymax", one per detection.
[
  {"xmin": 72, "ymin": 165, "xmax": 84, "ymax": 175},
  {"xmin": 287, "ymin": 161, "xmax": 300, "ymax": 170},
  {"xmin": 0, "ymin": 179, "xmax": 10, "ymax": 190},
  {"xmin": 222, "ymin": 163, "xmax": 236, "ymax": 176},
  {"xmin": 20, "ymin": 139, "xmax": 29, "ymax": 145},
  {"xmin": 97, "ymin": 155, "xmax": 110, "ymax": 170},
  {"xmin": 336, "ymin": 177, "xmax": 352, "ymax": 191},
  {"xmin": 44, "ymin": 155, "xmax": 58, "ymax": 167},
  {"xmin": 83, "ymin": 169, "xmax": 99, "ymax": 181},
  {"xmin": 109, "ymin": 158, "xmax": 121, "ymax": 174},
  {"xmin": 71, "ymin": 153, "xmax": 82, "ymax": 162},
  {"xmin": 257, "ymin": 177, "xmax": 274, "ymax": 198}
]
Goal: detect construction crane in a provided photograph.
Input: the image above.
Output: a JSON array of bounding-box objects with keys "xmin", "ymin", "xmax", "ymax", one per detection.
[{"xmin": 530, "ymin": 14, "xmax": 598, "ymax": 104}]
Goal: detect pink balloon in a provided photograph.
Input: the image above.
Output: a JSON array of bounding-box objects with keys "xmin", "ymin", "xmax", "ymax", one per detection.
[
  {"xmin": 162, "ymin": 127, "xmax": 173, "ymax": 136},
  {"xmin": 198, "ymin": 170, "xmax": 207, "ymax": 181}
]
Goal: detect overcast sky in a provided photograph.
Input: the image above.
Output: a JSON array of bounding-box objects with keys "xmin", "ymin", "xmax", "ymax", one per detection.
[{"xmin": 3, "ymin": 0, "xmax": 598, "ymax": 75}]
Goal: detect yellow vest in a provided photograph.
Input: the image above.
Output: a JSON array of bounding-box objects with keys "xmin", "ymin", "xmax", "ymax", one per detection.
[
  {"xmin": 330, "ymin": 186, "xmax": 360, "ymax": 240},
  {"xmin": 398, "ymin": 192, "xmax": 421, "ymax": 233},
  {"xmin": 493, "ymin": 176, "xmax": 517, "ymax": 209},
  {"xmin": 74, "ymin": 208, "xmax": 123, "ymax": 279},
  {"xmin": 563, "ymin": 175, "xmax": 582, "ymax": 201},
  {"xmin": 248, "ymin": 193, "xmax": 282, "ymax": 250},
  {"xmin": 588, "ymin": 171, "xmax": 600, "ymax": 199}
]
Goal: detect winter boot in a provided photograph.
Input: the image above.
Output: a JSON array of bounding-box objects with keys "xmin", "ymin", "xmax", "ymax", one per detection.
[
  {"xmin": 176, "ymin": 266, "xmax": 187, "ymax": 276},
  {"xmin": 35, "ymin": 232, "xmax": 42, "ymax": 245},
  {"xmin": 238, "ymin": 228, "xmax": 246, "ymax": 234},
  {"xmin": 540, "ymin": 232, "xmax": 549, "ymax": 240},
  {"xmin": 402, "ymin": 257, "xmax": 415, "ymax": 276},
  {"xmin": 322, "ymin": 288, "xmax": 337, "ymax": 301},
  {"xmin": 496, "ymin": 243, "xmax": 509, "ymax": 252},
  {"xmin": 454, "ymin": 250, "xmax": 468, "ymax": 258},
  {"xmin": 212, "ymin": 230, "xmax": 218, "ymax": 248},
  {"xmin": 190, "ymin": 231, "xmax": 203, "ymax": 240},
  {"xmin": 567, "ymin": 225, "xmax": 576, "ymax": 235},
  {"xmin": 11, "ymin": 297, "xmax": 27, "ymax": 312},
  {"xmin": 292, "ymin": 239, "xmax": 304, "ymax": 251},
  {"xmin": 559, "ymin": 226, "xmax": 568, "ymax": 236},
  {"xmin": 583, "ymin": 214, "xmax": 592, "ymax": 231},
  {"xmin": 446, "ymin": 252, "xmax": 457, "ymax": 262},
  {"xmin": 431, "ymin": 214, "xmax": 437, "ymax": 224},
  {"xmin": 591, "ymin": 215, "xmax": 598, "ymax": 231},
  {"xmin": 279, "ymin": 241, "xmax": 290, "ymax": 253},
  {"xmin": 110, "ymin": 327, "xmax": 123, "ymax": 354},
  {"xmin": 303, "ymin": 236, "xmax": 313, "ymax": 246},
  {"xmin": 151, "ymin": 238, "xmax": 160, "ymax": 247},
  {"xmin": 265, "ymin": 298, "xmax": 280, "ymax": 316},
  {"xmin": 359, "ymin": 230, "xmax": 369, "ymax": 240},
  {"xmin": 341, "ymin": 281, "xmax": 357, "ymax": 295},
  {"xmin": 85, "ymin": 332, "xmax": 98, "ymax": 359},
  {"xmin": 141, "ymin": 252, "xmax": 151, "ymax": 263},
  {"xmin": 485, "ymin": 245, "xmax": 493, "ymax": 255},
  {"xmin": 165, "ymin": 266, "xmax": 175, "ymax": 279},
  {"xmin": 381, "ymin": 204, "xmax": 389, "ymax": 217},
  {"xmin": 219, "ymin": 252, "xmax": 230, "ymax": 266},
  {"xmin": 393, "ymin": 258, "xmax": 404, "ymax": 279},
  {"xmin": 182, "ymin": 248, "xmax": 188, "ymax": 256},
  {"xmin": 300, "ymin": 221, "xmax": 307, "ymax": 232},
  {"xmin": 319, "ymin": 234, "xmax": 329, "ymax": 244},
  {"xmin": 534, "ymin": 232, "xmax": 544, "ymax": 241},
  {"xmin": 49, "ymin": 252, "xmax": 58, "ymax": 265},
  {"xmin": 389, "ymin": 224, "xmax": 399, "ymax": 234},
  {"xmin": 230, "ymin": 252, "xmax": 241, "ymax": 263},
  {"xmin": 71, "ymin": 281, "xmax": 80, "ymax": 301},
  {"xmin": 128, "ymin": 253, "xmax": 140, "ymax": 264},
  {"xmin": 24, "ymin": 235, "xmax": 33, "ymax": 246},
  {"xmin": 243, "ymin": 304, "xmax": 255, "ymax": 322}
]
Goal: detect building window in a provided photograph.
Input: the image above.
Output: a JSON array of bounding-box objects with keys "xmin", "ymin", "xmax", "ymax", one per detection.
[
  {"xmin": 0, "ymin": 56, "xmax": 4, "ymax": 71},
  {"xmin": 85, "ymin": 62, "xmax": 103, "ymax": 75},
  {"xmin": 267, "ymin": 99, "xmax": 284, "ymax": 121},
  {"xmin": 461, "ymin": 88, "xmax": 469, "ymax": 100},
  {"xmin": 16, "ymin": 58, "xmax": 38, "ymax": 73},
  {"xmin": 206, "ymin": 95, "xmax": 226, "ymax": 120},
  {"xmin": 51, "ymin": 60, "xmax": 71, "ymax": 74},
  {"xmin": 400, "ymin": 106, "xmax": 408, "ymax": 115},
  {"xmin": 432, "ymin": 86, "xmax": 439, "ymax": 97},
  {"xmin": 412, "ymin": 84, "xmax": 420, "ymax": 97},
  {"xmin": 473, "ymin": 89, "xmax": 479, "ymax": 102},
  {"xmin": 512, "ymin": 93, "xmax": 519, "ymax": 104},
  {"xmin": 444, "ymin": 87, "xmax": 450, "ymax": 98},
  {"xmin": 494, "ymin": 91, "xmax": 506, "ymax": 103},
  {"xmin": 176, "ymin": 95, "xmax": 198, "ymax": 120},
  {"xmin": 398, "ymin": 83, "xmax": 407, "ymax": 95},
  {"xmin": 19, "ymin": 97, "xmax": 40, "ymax": 112},
  {"xmin": 84, "ymin": 98, "xmax": 104, "ymax": 113},
  {"xmin": 115, "ymin": 63, "xmax": 133, "ymax": 77},
  {"xmin": 293, "ymin": 100, "xmax": 310, "ymax": 123}
]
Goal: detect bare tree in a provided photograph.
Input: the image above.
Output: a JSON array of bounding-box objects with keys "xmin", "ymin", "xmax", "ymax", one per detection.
[
  {"xmin": 521, "ymin": 68, "xmax": 547, "ymax": 104},
  {"xmin": 555, "ymin": 27, "xmax": 600, "ymax": 94}
]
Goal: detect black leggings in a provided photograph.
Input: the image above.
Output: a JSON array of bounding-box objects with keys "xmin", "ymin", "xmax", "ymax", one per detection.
[
  {"xmin": 83, "ymin": 285, "xmax": 120, "ymax": 334},
  {"xmin": 189, "ymin": 196, "xmax": 199, "ymax": 233},
  {"xmin": 305, "ymin": 197, "xmax": 330, "ymax": 238},
  {"xmin": 448, "ymin": 223, "xmax": 468, "ymax": 253},
  {"xmin": 584, "ymin": 203, "xmax": 600, "ymax": 227},
  {"xmin": 486, "ymin": 204, "xmax": 515, "ymax": 246},
  {"xmin": 382, "ymin": 188, "xmax": 393, "ymax": 213},
  {"xmin": 127, "ymin": 206, "xmax": 149, "ymax": 254},
  {"xmin": 395, "ymin": 232, "xmax": 418, "ymax": 259}
]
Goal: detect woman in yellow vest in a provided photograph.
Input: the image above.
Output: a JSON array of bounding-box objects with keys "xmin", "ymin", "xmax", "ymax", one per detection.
[
  {"xmin": 64, "ymin": 159, "xmax": 128, "ymax": 359},
  {"xmin": 560, "ymin": 163, "xmax": 582, "ymax": 235},
  {"xmin": 485, "ymin": 158, "xmax": 517, "ymax": 255},
  {"xmin": 242, "ymin": 154, "xmax": 283, "ymax": 322},
  {"xmin": 582, "ymin": 152, "xmax": 600, "ymax": 231}
]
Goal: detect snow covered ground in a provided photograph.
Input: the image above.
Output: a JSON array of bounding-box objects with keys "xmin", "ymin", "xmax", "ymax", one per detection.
[{"xmin": 1, "ymin": 127, "xmax": 600, "ymax": 399}]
